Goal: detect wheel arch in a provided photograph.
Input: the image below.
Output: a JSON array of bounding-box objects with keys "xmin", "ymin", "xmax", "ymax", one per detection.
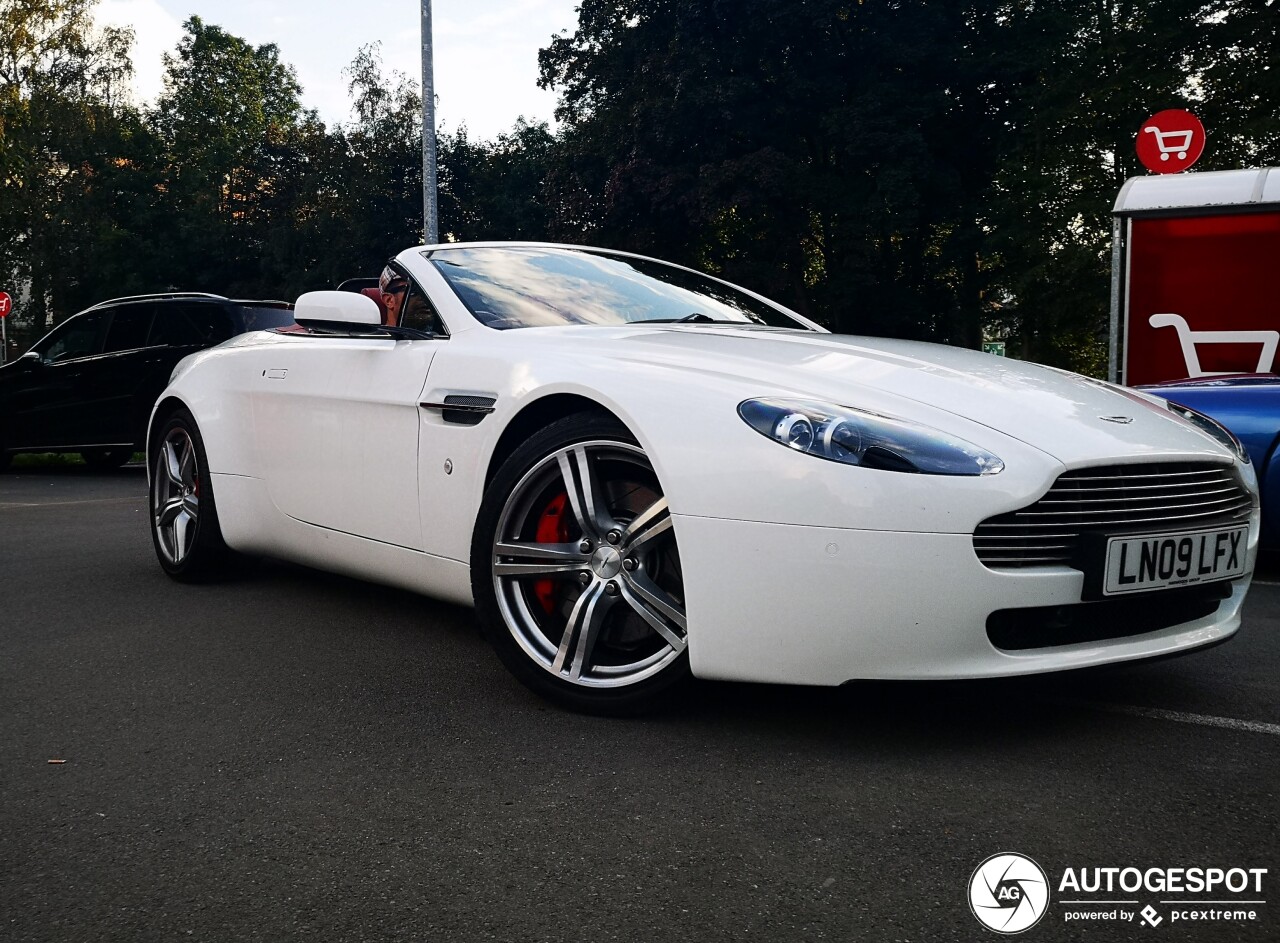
[
  {"xmin": 1260, "ymin": 434, "xmax": 1280, "ymax": 547},
  {"xmin": 147, "ymin": 396, "xmax": 190, "ymax": 464},
  {"xmin": 484, "ymin": 392, "xmax": 631, "ymax": 490}
]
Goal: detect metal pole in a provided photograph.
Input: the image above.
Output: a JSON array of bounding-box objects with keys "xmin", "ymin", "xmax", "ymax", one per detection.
[
  {"xmin": 1, "ymin": 316, "xmax": 6, "ymax": 365},
  {"xmin": 1108, "ymin": 215, "xmax": 1123, "ymax": 383},
  {"xmin": 421, "ymin": 0, "xmax": 439, "ymax": 245}
]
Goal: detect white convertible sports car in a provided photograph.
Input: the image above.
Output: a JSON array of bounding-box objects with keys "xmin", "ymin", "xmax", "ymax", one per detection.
[{"xmin": 148, "ymin": 243, "xmax": 1259, "ymax": 713}]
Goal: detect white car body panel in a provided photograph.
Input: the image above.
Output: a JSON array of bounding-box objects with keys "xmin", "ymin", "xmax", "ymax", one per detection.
[
  {"xmin": 150, "ymin": 242, "xmax": 1260, "ymax": 686},
  {"xmin": 675, "ymin": 516, "xmax": 1251, "ymax": 684}
]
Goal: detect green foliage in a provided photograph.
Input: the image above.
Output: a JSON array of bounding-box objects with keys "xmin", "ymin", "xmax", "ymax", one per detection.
[
  {"xmin": 538, "ymin": 0, "xmax": 1279, "ymax": 369},
  {"xmin": 983, "ymin": 0, "xmax": 1256, "ymax": 368},
  {"xmin": 2, "ymin": 0, "xmax": 1277, "ymax": 375},
  {"xmin": 148, "ymin": 16, "xmax": 314, "ymax": 295},
  {"xmin": 440, "ymin": 120, "xmax": 556, "ymax": 241},
  {"xmin": 0, "ymin": 0, "xmax": 135, "ymax": 340}
]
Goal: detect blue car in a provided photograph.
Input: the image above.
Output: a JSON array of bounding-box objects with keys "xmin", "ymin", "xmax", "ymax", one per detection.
[{"xmin": 1139, "ymin": 374, "xmax": 1280, "ymax": 547}]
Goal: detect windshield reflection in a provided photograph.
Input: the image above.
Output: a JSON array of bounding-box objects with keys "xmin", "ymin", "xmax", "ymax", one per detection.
[{"xmin": 427, "ymin": 246, "xmax": 809, "ymax": 331}]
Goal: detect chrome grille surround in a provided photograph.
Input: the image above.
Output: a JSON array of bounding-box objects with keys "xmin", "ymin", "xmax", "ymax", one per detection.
[{"xmin": 974, "ymin": 462, "xmax": 1254, "ymax": 568}]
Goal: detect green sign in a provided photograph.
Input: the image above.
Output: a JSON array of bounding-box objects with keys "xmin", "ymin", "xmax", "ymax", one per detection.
[{"xmin": 982, "ymin": 341, "xmax": 1006, "ymax": 357}]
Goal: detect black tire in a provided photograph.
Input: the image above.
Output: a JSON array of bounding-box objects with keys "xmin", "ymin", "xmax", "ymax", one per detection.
[
  {"xmin": 81, "ymin": 447, "xmax": 133, "ymax": 470},
  {"xmin": 471, "ymin": 413, "xmax": 692, "ymax": 715},
  {"xmin": 148, "ymin": 407, "xmax": 238, "ymax": 581}
]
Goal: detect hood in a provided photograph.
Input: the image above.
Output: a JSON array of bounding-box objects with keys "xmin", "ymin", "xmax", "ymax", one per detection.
[{"xmin": 542, "ymin": 325, "xmax": 1235, "ymax": 467}]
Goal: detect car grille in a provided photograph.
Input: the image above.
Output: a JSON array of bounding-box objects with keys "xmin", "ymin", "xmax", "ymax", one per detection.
[{"xmin": 974, "ymin": 462, "xmax": 1254, "ymax": 568}]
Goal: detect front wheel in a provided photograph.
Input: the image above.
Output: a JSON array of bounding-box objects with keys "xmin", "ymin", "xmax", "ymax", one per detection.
[
  {"xmin": 472, "ymin": 414, "xmax": 691, "ymax": 715},
  {"xmin": 149, "ymin": 409, "xmax": 237, "ymax": 581}
]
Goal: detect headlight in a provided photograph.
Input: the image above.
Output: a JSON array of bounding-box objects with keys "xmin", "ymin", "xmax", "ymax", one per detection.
[
  {"xmin": 738, "ymin": 398, "xmax": 1004, "ymax": 475},
  {"xmin": 1164, "ymin": 401, "xmax": 1250, "ymax": 464}
]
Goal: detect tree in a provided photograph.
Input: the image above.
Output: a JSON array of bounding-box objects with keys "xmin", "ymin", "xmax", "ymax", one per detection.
[
  {"xmin": 439, "ymin": 119, "xmax": 556, "ymax": 241},
  {"xmin": 538, "ymin": 0, "xmax": 1010, "ymax": 342},
  {"xmin": 538, "ymin": 0, "xmax": 1279, "ymax": 372},
  {"xmin": 294, "ymin": 42, "xmax": 425, "ymax": 285},
  {"xmin": 149, "ymin": 16, "xmax": 312, "ymax": 295},
  {"xmin": 0, "ymin": 0, "xmax": 135, "ymax": 335},
  {"xmin": 983, "ymin": 0, "xmax": 1269, "ymax": 372}
]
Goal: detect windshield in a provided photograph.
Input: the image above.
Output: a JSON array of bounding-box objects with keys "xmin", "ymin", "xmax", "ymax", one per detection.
[{"xmin": 427, "ymin": 246, "xmax": 811, "ymax": 330}]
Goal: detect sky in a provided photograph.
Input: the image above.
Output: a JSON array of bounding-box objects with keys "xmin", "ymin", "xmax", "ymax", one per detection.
[{"xmin": 94, "ymin": 0, "xmax": 581, "ymax": 140}]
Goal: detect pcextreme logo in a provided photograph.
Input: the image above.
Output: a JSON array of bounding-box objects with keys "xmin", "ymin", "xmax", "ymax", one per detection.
[{"xmin": 968, "ymin": 855, "xmax": 1269, "ymax": 933}]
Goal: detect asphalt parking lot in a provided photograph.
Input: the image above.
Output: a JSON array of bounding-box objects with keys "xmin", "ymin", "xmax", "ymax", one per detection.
[{"xmin": 2, "ymin": 465, "xmax": 1277, "ymax": 942}]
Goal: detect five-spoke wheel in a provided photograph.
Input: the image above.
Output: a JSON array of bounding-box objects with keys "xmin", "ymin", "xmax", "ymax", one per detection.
[
  {"xmin": 153, "ymin": 427, "xmax": 201, "ymax": 566},
  {"xmin": 473, "ymin": 414, "xmax": 691, "ymax": 713},
  {"xmin": 148, "ymin": 408, "xmax": 235, "ymax": 580}
]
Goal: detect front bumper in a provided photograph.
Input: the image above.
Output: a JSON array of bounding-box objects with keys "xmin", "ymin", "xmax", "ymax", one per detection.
[{"xmin": 674, "ymin": 515, "xmax": 1254, "ymax": 685}]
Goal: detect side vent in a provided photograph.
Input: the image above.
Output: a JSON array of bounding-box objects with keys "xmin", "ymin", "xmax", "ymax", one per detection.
[{"xmin": 420, "ymin": 394, "xmax": 498, "ymax": 426}]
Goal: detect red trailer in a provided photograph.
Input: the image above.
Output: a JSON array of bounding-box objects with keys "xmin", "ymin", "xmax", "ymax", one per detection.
[{"xmin": 1110, "ymin": 167, "xmax": 1280, "ymax": 384}]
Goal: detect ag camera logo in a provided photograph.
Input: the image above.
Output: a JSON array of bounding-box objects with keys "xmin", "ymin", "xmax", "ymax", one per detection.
[{"xmin": 969, "ymin": 853, "xmax": 1050, "ymax": 934}]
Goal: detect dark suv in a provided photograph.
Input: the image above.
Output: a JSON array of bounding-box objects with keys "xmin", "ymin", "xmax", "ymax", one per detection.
[{"xmin": 0, "ymin": 293, "xmax": 294, "ymax": 469}]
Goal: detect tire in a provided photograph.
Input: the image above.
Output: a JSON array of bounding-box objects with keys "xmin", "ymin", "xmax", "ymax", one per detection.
[
  {"xmin": 81, "ymin": 447, "xmax": 133, "ymax": 470},
  {"xmin": 472, "ymin": 413, "xmax": 692, "ymax": 715},
  {"xmin": 148, "ymin": 408, "xmax": 237, "ymax": 581}
]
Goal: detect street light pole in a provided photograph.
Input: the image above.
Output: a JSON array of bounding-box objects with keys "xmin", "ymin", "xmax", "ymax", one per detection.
[{"xmin": 421, "ymin": 0, "xmax": 439, "ymax": 244}]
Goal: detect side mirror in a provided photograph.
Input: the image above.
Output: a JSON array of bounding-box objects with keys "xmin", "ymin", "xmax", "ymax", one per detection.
[
  {"xmin": 294, "ymin": 290, "xmax": 383, "ymax": 332},
  {"xmin": 19, "ymin": 351, "xmax": 41, "ymax": 367}
]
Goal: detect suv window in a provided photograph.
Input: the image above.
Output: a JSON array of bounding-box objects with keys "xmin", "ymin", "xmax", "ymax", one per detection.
[
  {"xmin": 149, "ymin": 303, "xmax": 234, "ymax": 347},
  {"xmin": 37, "ymin": 311, "xmax": 110, "ymax": 363},
  {"xmin": 103, "ymin": 304, "xmax": 155, "ymax": 353},
  {"xmin": 235, "ymin": 304, "xmax": 296, "ymax": 333}
]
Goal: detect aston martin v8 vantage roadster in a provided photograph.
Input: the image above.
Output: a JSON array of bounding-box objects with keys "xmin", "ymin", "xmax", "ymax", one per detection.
[{"xmin": 147, "ymin": 243, "xmax": 1259, "ymax": 713}]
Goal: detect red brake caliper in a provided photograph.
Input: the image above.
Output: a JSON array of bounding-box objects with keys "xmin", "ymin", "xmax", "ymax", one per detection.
[{"xmin": 533, "ymin": 492, "xmax": 569, "ymax": 613}]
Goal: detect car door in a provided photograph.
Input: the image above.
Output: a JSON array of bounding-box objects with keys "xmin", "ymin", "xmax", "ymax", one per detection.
[
  {"xmin": 4, "ymin": 311, "xmax": 110, "ymax": 448},
  {"xmin": 80, "ymin": 302, "xmax": 159, "ymax": 446},
  {"xmin": 252, "ymin": 282, "xmax": 445, "ymax": 550}
]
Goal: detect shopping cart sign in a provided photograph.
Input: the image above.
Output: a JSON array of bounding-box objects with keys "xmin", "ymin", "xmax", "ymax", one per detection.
[
  {"xmin": 1136, "ymin": 109, "xmax": 1205, "ymax": 174},
  {"xmin": 0, "ymin": 292, "xmax": 11, "ymax": 318},
  {"xmin": 1125, "ymin": 212, "xmax": 1280, "ymax": 384}
]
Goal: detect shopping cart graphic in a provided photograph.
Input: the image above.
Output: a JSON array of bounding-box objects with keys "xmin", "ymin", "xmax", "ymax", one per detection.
[
  {"xmin": 1149, "ymin": 313, "xmax": 1279, "ymax": 377},
  {"xmin": 1143, "ymin": 125, "xmax": 1194, "ymax": 161}
]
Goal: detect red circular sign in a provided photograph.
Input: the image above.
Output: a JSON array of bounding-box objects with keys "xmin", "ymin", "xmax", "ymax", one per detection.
[
  {"xmin": 0, "ymin": 292, "xmax": 11, "ymax": 318},
  {"xmin": 1136, "ymin": 109, "xmax": 1205, "ymax": 174}
]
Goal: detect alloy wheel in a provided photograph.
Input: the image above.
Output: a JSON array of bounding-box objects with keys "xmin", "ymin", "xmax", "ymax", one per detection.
[
  {"xmin": 491, "ymin": 439, "xmax": 687, "ymax": 688},
  {"xmin": 153, "ymin": 427, "xmax": 200, "ymax": 565}
]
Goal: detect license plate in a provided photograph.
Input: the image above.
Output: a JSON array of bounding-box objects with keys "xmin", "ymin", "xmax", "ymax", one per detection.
[{"xmin": 1102, "ymin": 525, "xmax": 1248, "ymax": 596}]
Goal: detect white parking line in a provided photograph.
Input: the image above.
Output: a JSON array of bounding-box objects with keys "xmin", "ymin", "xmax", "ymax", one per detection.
[
  {"xmin": 1076, "ymin": 702, "xmax": 1280, "ymax": 737},
  {"xmin": 0, "ymin": 497, "xmax": 141, "ymax": 510}
]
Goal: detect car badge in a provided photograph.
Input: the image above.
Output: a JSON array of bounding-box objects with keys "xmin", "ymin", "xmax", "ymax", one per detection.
[{"xmin": 1099, "ymin": 415, "xmax": 1134, "ymax": 424}]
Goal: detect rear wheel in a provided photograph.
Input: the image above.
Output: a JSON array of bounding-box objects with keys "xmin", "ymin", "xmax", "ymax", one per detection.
[
  {"xmin": 472, "ymin": 414, "xmax": 691, "ymax": 715},
  {"xmin": 81, "ymin": 447, "xmax": 133, "ymax": 470},
  {"xmin": 149, "ymin": 409, "xmax": 237, "ymax": 581}
]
